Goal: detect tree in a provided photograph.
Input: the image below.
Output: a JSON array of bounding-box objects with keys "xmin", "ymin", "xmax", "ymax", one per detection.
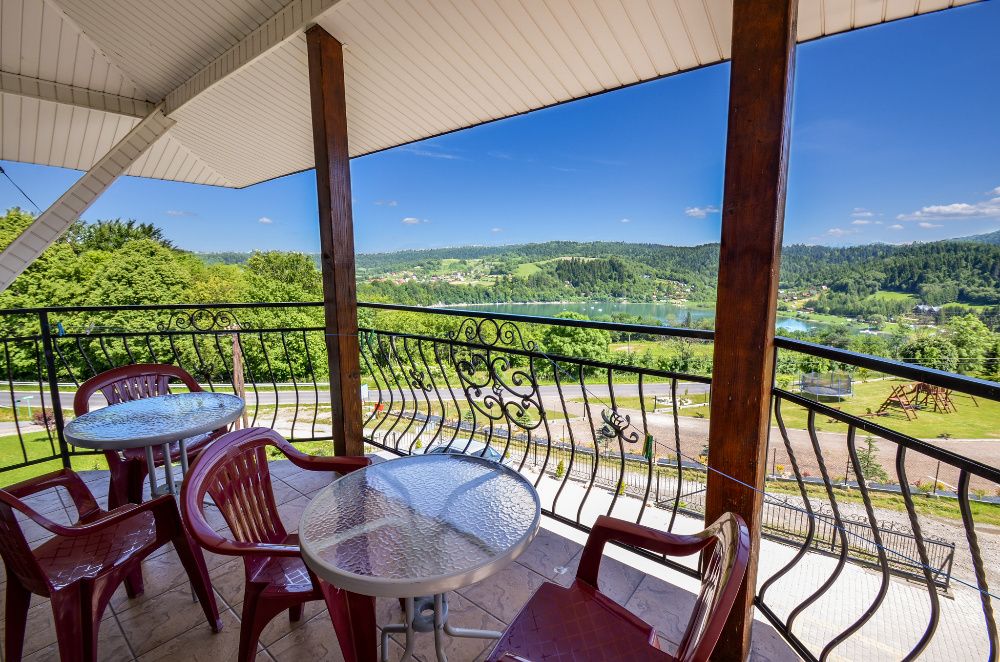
[
  {"xmin": 854, "ymin": 436, "xmax": 889, "ymax": 484},
  {"xmin": 540, "ymin": 312, "xmax": 610, "ymax": 362},
  {"xmin": 899, "ymin": 335, "xmax": 959, "ymax": 373},
  {"xmin": 946, "ymin": 314, "xmax": 992, "ymax": 375},
  {"xmin": 66, "ymin": 218, "xmax": 175, "ymax": 252}
]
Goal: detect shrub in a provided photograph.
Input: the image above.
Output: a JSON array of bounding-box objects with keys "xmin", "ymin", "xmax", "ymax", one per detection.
[
  {"xmin": 775, "ymin": 464, "xmax": 785, "ymax": 474},
  {"xmin": 415, "ymin": 440, "xmax": 423, "ymax": 450},
  {"xmin": 32, "ymin": 408, "xmax": 58, "ymax": 432},
  {"xmin": 616, "ymin": 480, "xmax": 626, "ymax": 496},
  {"xmin": 973, "ymin": 488, "xmax": 988, "ymax": 501},
  {"xmin": 554, "ymin": 460, "xmax": 565, "ymax": 479}
]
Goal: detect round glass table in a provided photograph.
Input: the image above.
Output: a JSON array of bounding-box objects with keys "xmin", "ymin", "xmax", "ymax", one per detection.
[
  {"xmin": 63, "ymin": 392, "xmax": 244, "ymax": 497},
  {"xmin": 300, "ymin": 453, "xmax": 541, "ymax": 662}
]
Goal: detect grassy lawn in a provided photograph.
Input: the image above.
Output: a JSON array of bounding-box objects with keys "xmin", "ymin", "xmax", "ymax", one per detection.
[{"xmin": 765, "ymin": 478, "xmax": 1000, "ymax": 526}]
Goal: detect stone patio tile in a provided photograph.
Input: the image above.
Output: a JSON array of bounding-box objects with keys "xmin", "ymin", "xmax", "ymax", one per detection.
[
  {"xmin": 457, "ymin": 561, "xmax": 547, "ymax": 624},
  {"xmin": 277, "ymin": 495, "xmax": 312, "ymax": 533},
  {"xmin": 513, "ymin": 527, "xmax": 583, "ymax": 578},
  {"xmin": 623, "ymin": 573, "xmax": 699, "ymax": 646},
  {"xmin": 551, "ymin": 549, "xmax": 646, "ymax": 605},
  {"xmin": 0, "ymin": 593, "xmax": 115, "ymax": 658},
  {"xmin": 266, "ymin": 460, "xmax": 304, "ymax": 481},
  {"xmin": 387, "ymin": 592, "xmax": 504, "ymax": 662},
  {"xmin": 271, "ymin": 478, "xmax": 303, "ymax": 505},
  {"xmin": 282, "ymin": 469, "xmax": 336, "ymax": 497},
  {"xmin": 21, "ymin": 612, "xmax": 133, "ymax": 661},
  {"xmin": 255, "ymin": 598, "xmax": 327, "ymax": 647},
  {"xmin": 204, "ymin": 558, "xmax": 245, "ymax": 608},
  {"xmin": 21, "ymin": 507, "xmax": 72, "ymax": 546},
  {"xmin": 266, "ymin": 609, "xmax": 350, "ymax": 662},
  {"xmin": 137, "ymin": 609, "xmax": 270, "ymax": 661},
  {"xmin": 110, "ymin": 549, "xmax": 192, "ymax": 610},
  {"xmin": 117, "ymin": 584, "xmax": 221, "ymax": 656}
]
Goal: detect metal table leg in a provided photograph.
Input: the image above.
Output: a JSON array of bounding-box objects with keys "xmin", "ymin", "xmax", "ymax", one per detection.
[{"xmin": 381, "ymin": 594, "xmax": 501, "ymax": 662}]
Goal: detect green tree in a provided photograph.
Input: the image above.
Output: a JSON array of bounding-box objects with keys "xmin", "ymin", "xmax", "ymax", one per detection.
[
  {"xmin": 899, "ymin": 335, "xmax": 959, "ymax": 372},
  {"xmin": 945, "ymin": 314, "xmax": 993, "ymax": 375},
  {"xmin": 540, "ymin": 312, "xmax": 610, "ymax": 362},
  {"xmin": 66, "ymin": 218, "xmax": 175, "ymax": 252},
  {"xmin": 854, "ymin": 436, "xmax": 889, "ymax": 484}
]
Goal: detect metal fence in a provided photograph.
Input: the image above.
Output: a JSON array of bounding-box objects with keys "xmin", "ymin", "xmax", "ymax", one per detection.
[{"xmin": 1, "ymin": 301, "xmax": 997, "ymax": 661}]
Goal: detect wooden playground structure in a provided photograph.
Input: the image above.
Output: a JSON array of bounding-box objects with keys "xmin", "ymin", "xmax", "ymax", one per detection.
[{"xmin": 871, "ymin": 382, "xmax": 978, "ymax": 420}]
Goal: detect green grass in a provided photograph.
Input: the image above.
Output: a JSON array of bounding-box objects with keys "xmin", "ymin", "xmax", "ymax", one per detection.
[
  {"xmin": 513, "ymin": 262, "xmax": 542, "ymax": 277},
  {"xmin": 765, "ymin": 479, "xmax": 1000, "ymax": 525}
]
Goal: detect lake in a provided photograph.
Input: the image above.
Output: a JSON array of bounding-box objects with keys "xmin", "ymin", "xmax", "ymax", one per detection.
[{"xmin": 442, "ymin": 301, "xmax": 817, "ymax": 333}]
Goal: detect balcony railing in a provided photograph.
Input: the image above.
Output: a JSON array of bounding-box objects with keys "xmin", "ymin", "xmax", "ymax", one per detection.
[{"xmin": 0, "ymin": 301, "xmax": 997, "ymax": 661}]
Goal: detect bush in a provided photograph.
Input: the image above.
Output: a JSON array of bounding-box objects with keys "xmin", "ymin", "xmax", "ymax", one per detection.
[
  {"xmin": 775, "ymin": 464, "xmax": 785, "ymax": 474},
  {"xmin": 32, "ymin": 408, "xmax": 59, "ymax": 432},
  {"xmin": 415, "ymin": 440, "xmax": 423, "ymax": 450},
  {"xmin": 554, "ymin": 460, "xmax": 565, "ymax": 479},
  {"xmin": 616, "ymin": 480, "xmax": 626, "ymax": 496}
]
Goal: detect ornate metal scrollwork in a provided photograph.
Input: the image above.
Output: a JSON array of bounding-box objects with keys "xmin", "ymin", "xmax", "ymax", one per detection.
[
  {"xmin": 453, "ymin": 350, "xmax": 545, "ymax": 432},
  {"xmin": 156, "ymin": 308, "xmax": 245, "ymax": 332},
  {"xmin": 599, "ymin": 408, "xmax": 640, "ymax": 445},
  {"xmin": 450, "ymin": 317, "xmax": 536, "ymax": 351}
]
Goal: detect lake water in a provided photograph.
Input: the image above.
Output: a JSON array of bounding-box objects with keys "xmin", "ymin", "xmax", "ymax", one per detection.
[{"xmin": 445, "ymin": 301, "xmax": 817, "ymax": 333}]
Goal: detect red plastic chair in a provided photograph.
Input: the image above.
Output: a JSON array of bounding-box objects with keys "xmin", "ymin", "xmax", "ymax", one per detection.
[
  {"xmin": 485, "ymin": 513, "xmax": 750, "ymax": 662},
  {"xmin": 74, "ymin": 364, "xmax": 229, "ymax": 509},
  {"xmin": 181, "ymin": 427, "xmax": 374, "ymax": 662},
  {"xmin": 0, "ymin": 469, "xmax": 221, "ymax": 662}
]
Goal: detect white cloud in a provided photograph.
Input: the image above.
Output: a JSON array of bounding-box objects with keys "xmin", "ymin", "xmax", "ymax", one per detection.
[
  {"xmin": 684, "ymin": 205, "xmax": 719, "ymax": 218},
  {"xmin": 258, "ymin": 216, "xmax": 273, "ymax": 224},
  {"xmin": 374, "ymin": 200, "xmax": 398, "ymax": 207},
  {"xmin": 166, "ymin": 209, "xmax": 196, "ymax": 217},
  {"xmin": 401, "ymin": 145, "xmax": 463, "ymax": 160},
  {"xmin": 888, "ymin": 224, "xmax": 904, "ymax": 230},
  {"xmin": 851, "ymin": 208, "xmax": 875, "ymax": 218},
  {"xmin": 897, "ymin": 190, "xmax": 1000, "ymax": 221},
  {"xmin": 851, "ymin": 219, "xmax": 872, "ymax": 225},
  {"xmin": 825, "ymin": 227, "xmax": 856, "ymax": 237},
  {"xmin": 491, "ymin": 227, "xmax": 503, "ymax": 233},
  {"xmin": 619, "ymin": 218, "xmax": 631, "ymax": 224},
  {"xmin": 401, "ymin": 217, "xmax": 429, "ymax": 225},
  {"xmin": 918, "ymin": 222, "xmax": 943, "ymax": 229}
]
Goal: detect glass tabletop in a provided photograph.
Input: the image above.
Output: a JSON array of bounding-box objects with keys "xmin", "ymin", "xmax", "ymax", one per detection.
[
  {"xmin": 299, "ymin": 453, "xmax": 541, "ymax": 598},
  {"xmin": 63, "ymin": 392, "xmax": 244, "ymax": 450}
]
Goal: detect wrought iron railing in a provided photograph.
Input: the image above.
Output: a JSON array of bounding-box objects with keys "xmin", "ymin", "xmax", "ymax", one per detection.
[{"xmin": 0, "ymin": 301, "xmax": 997, "ymax": 660}]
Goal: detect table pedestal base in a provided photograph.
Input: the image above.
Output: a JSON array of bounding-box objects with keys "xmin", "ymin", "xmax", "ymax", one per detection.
[{"xmin": 381, "ymin": 594, "xmax": 501, "ymax": 662}]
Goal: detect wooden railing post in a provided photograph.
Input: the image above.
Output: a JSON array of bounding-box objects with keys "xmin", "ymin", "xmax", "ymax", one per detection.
[
  {"xmin": 706, "ymin": 0, "xmax": 798, "ymax": 658},
  {"xmin": 306, "ymin": 25, "xmax": 363, "ymax": 457}
]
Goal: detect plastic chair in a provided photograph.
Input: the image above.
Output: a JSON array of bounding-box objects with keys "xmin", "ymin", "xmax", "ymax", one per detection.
[
  {"xmin": 0, "ymin": 469, "xmax": 221, "ymax": 662},
  {"xmin": 181, "ymin": 427, "xmax": 374, "ymax": 662},
  {"xmin": 485, "ymin": 513, "xmax": 750, "ymax": 662},
  {"xmin": 74, "ymin": 364, "xmax": 229, "ymax": 509}
]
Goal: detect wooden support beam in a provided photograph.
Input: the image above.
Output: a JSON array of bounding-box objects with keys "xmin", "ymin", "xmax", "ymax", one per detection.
[
  {"xmin": 306, "ymin": 25, "xmax": 363, "ymax": 457},
  {"xmin": 705, "ymin": 0, "xmax": 798, "ymax": 658},
  {"xmin": 0, "ymin": 106, "xmax": 174, "ymax": 292}
]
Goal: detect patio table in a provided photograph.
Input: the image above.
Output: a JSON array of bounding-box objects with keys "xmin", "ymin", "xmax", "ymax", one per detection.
[
  {"xmin": 63, "ymin": 392, "xmax": 244, "ymax": 498},
  {"xmin": 300, "ymin": 453, "xmax": 541, "ymax": 662}
]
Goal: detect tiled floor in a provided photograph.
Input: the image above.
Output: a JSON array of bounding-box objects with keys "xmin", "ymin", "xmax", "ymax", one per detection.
[{"xmin": 1, "ymin": 462, "xmax": 797, "ymax": 662}]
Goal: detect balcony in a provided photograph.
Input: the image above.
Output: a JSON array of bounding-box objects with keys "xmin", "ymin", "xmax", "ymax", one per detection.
[{"xmin": 1, "ymin": 302, "xmax": 997, "ymax": 660}]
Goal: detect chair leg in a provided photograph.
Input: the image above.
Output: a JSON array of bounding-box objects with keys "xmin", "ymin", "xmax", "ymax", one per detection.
[
  {"xmin": 289, "ymin": 603, "xmax": 303, "ymax": 622},
  {"xmin": 50, "ymin": 585, "xmax": 98, "ymax": 662},
  {"xmin": 172, "ymin": 534, "xmax": 223, "ymax": 633},
  {"xmin": 238, "ymin": 588, "xmax": 288, "ymax": 662},
  {"xmin": 123, "ymin": 566, "xmax": 145, "ymax": 599},
  {"xmin": 127, "ymin": 461, "xmax": 149, "ymax": 505},
  {"xmin": 321, "ymin": 582, "xmax": 377, "ymax": 662},
  {"xmin": 4, "ymin": 579, "xmax": 31, "ymax": 662},
  {"xmin": 106, "ymin": 459, "xmax": 130, "ymax": 510}
]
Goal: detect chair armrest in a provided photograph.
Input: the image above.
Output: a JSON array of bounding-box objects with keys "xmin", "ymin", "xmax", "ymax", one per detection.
[
  {"xmin": 187, "ymin": 522, "xmax": 302, "ymax": 558},
  {"xmin": 283, "ymin": 444, "xmax": 371, "ymax": 475},
  {"xmin": 576, "ymin": 515, "xmax": 716, "ymax": 587},
  {"xmin": 2, "ymin": 469, "xmax": 100, "ymax": 520}
]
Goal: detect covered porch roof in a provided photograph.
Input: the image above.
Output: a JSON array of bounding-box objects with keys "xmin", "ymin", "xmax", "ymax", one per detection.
[{"xmin": 0, "ymin": 0, "xmax": 978, "ymax": 189}]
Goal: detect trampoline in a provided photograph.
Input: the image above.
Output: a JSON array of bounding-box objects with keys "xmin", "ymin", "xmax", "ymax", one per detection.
[{"xmin": 799, "ymin": 371, "xmax": 853, "ymax": 398}]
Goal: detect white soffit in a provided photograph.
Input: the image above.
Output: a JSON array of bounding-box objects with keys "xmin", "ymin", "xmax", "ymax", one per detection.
[{"xmin": 0, "ymin": 0, "xmax": 982, "ymax": 189}]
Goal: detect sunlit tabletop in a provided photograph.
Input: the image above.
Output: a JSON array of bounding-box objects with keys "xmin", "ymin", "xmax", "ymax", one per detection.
[{"xmin": 300, "ymin": 453, "xmax": 541, "ymax": 598}]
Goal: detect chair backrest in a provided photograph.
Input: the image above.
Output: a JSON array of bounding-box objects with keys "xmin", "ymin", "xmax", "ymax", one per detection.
[
  {"xmin": 674, "ymin": 512, "xmax": 751, "ymax": 662},
  {"xmin": 181, "ymin": 427, "xmax": 290, "ymax": 555},
  {"xmin": 74, "ymin": 363, "xmax": 202, "ymax": 415},
  {"xmin": 0, "ymin": 492, "xmax": 48, "ymax": 594}
]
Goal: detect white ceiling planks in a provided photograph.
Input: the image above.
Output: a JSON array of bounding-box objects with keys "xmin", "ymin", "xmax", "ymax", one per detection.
[{"xmin": 0, "ymin": 0, "xmax": 983, "ymax": 190}]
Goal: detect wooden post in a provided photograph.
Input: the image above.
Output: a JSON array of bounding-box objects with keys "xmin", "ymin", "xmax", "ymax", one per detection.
[
  {"xmin": 306, "ymin": 25, "xmax": 363, "ymax": 457},
  {"xmin": 705, "ymin": 0, "xmax": 798, "ymax": 658}
]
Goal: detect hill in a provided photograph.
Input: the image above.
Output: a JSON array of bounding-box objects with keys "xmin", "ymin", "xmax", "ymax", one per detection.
[{"xmin": 959, "ymin": 229, "xmax": 1000, "ymax": 245}]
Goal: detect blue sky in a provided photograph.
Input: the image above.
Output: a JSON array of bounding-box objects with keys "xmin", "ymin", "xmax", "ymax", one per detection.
[{"xmin": 1, "ymin": 2, "xmax": 998, "ymax": 254}]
